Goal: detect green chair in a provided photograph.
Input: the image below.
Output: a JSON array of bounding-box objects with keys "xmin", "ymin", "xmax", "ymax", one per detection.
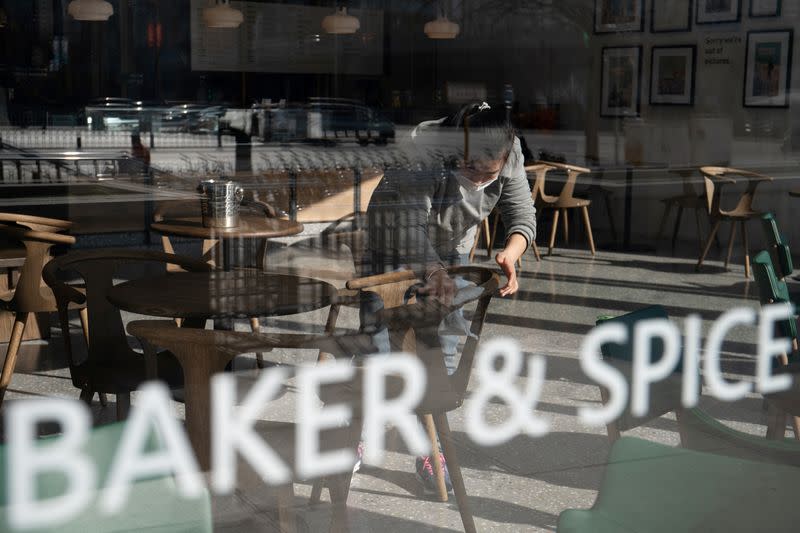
[
  {"xmin": 596, "ymin": 305, "xmax": 687, "ymax": 442},
  {"xmin": 0, "ymin": 421, "xmax": 212, "ymax": 533},
  {"xmin": 752, "ymin": 249, "xmax": 797, "ymax": 345},
  {"xmin": 761, "ymin": 213, "xmax": 794, "ymax": 279},
  {"xmin": 557, "ymin": 437, "xmax": 800, "ymax": 532}
]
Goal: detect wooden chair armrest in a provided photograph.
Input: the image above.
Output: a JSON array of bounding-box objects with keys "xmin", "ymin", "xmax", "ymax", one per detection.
[
  {"xmin": 0, "ymin": 213, "xmax": 72, "ymax": 231},
  {"xmin": 536, "ymin": 160, "xmax": 592, "ymax": 174},
  {"xmin": 241, "ymin": 198, "xmax": 277, "ymax": 218},
  {"xmin": 0, "ymin": 224, "xmax": 76, "ymax": 245}
]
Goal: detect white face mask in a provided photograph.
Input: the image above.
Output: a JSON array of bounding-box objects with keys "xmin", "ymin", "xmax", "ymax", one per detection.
[{"xmin": 453, "ymin": 170, "xmax": 498, "ymax": 193}]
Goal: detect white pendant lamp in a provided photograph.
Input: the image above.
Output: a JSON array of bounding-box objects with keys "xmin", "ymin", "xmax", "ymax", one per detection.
[
  {"xmin": 322, "ymin": 7, "xmax": 360, "ymax": 35},
  {"xmin": 203, "ymin": 0, "xmax": 244, "ymax": 29},
  {"xmin": 424, "ymin": 13, "xmax": 459, "ymax": 39},
  {"xmin": 67, "ymin": 0, "xmax": 114, "ymax": 22}
]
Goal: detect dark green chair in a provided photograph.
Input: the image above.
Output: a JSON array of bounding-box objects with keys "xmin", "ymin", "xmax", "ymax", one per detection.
[
  {"xmin": 752, "ymin": 249, "xmax": 797, "ymax": 344},
  {"xmin": 596, "ymin": 305, "xmax": 687, "ymax": 442},
  {"xmin": 557, "ymin": 437, "xmax": 800, "ymax": 532},
  {"xmin": 761, "ymin": 213, "xmax": 794, "ymax": 279},
  {"xmin": 0, "ymin": 421, "xmax": 212, "ymax": 532}
]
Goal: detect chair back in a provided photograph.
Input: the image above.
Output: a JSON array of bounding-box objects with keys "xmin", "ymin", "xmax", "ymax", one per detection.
[
  {"xmin": 0, "ymin": 223, "xmax": 75, "ymax": 313},
  {"xmin": 596, "ymin": 305, "xmax": 686, "ymax": 439},
  {"xmin": 525, "ymin": 163, "xmax": 555, "ymax": 205},
  {"xmin": 700, "ymin": 166, "xmax": 772, "ymax": 217},
  {"xmin": 42, "ymin": 249, "xmax": 212, "ymax": 386},
  {"xmin": 761, "ymin": 213, "xmax": 794, "ymax": 278},
  {"xmin": 538, "ymin": 160, "xmax": 592, "ymax": 203},
  {"xmin": 346, "ymin": 266, "xmax": 500, "ymax": 413},
  {"xmin": 752, "ymin": 250, "xmax": 796, "ymax": 341}
]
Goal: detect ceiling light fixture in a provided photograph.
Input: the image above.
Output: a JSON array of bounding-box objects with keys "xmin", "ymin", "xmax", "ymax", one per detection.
[
  {"xmin": 67, "ymin": 0, "xmax": 114, "ymax": 22},
  {"xmin": 203, "ymin": 0, "xmax": 244, "ymax": 29},
  {"xmin": 424, "ymin": 9, "xmax": 459, "ymax": 39},
  {"xmin": 322, "ymin": 6, "xmax": 360, "ymax": 35}
]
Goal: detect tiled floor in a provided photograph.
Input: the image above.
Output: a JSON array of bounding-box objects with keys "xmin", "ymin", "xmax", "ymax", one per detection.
[{"xmin": 1, "ymin": 239, "xmax": 788, "ymax": 532}]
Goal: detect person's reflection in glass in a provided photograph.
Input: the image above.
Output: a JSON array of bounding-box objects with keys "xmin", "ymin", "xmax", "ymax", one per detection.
[{"xmin": 357, "ymin": 101, "xmax": 536, "ymax": 492}]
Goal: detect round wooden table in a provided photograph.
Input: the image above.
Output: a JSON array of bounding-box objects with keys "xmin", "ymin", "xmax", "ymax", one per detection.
[
  {"xmin": 151, "ymin": 215, "xmax": 303, "ymax": 270},
  {"xmin": 107, "ymin": 270, "xmax": 337, "ymax": 320}
]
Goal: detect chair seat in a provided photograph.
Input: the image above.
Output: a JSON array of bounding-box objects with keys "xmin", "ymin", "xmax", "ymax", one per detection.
[
  {"xmin": 541, "ymin": 197, "xmax": 591, "ymax": 209},
  {"xmin": 718, "ymin": 209, "xmax": 765, "ymax": 220}
]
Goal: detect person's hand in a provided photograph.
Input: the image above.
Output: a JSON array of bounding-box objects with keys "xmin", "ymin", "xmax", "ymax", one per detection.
[
  {"xmin": 419, "ymin": 268, "xmax": 456, "ymax": 306},
  {"xmin": 495, "ymin": 250, "xmax": 519, "ymax": 297}
]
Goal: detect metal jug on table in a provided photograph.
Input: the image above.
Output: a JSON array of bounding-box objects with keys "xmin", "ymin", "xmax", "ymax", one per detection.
[{"xmin": 198, "ymin": 178, "xmax": 244, "ymax": 228}]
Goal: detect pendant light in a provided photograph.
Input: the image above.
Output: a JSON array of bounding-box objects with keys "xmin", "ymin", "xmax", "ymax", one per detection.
[
  {"xmin": 322, "ymin": 6, "xmax": 360, "ymax": 35},
  {"xmin": 67, "ymin": 0, "xmax": 114, "ymax": 22},
  {"xmin": 203, "ymin": 0, "xmax": 244, "ymax": 29},
  {"xmin": 424, "ymin": 2, "xmax": 459, "ymax": 39}
]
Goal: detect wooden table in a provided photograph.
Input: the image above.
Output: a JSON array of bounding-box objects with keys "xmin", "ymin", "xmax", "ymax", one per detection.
[
  {"xmin": 107, "ymin": 270, "xmax": 338, "ymax": 467},
  {"xmin": 151, "ymin": 215, "xmax": 303, "ymax": 270}
]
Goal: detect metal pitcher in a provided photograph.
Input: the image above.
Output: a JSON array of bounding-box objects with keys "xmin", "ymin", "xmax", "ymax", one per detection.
[{"xmin": 198, "ymin": 178, "xmax": 244, "ymax": 228}]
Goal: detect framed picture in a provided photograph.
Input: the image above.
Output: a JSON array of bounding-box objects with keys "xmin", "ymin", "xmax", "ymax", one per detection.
[
  {"xmin": 650, "ymin": 46, "xmax": 697, "ymax": 105},
  {"xmin": 696, "ymin": 0, "xmax": 741, "ymax": 24},
  {"xmin": 600, "ymin": 46, "xmax": 642, "ymax": 117},
  {"xmin": 749, "ymin": 0, "xmax": 781, "ymax": 17},
  {"xmin": 651, "ymin": 0, "xmax": 692, "ymax": 32},
  {"xmin": 594, "ymin": 0, "xmax": 644, "ymax": 33},
  {"xmin": 743, "ymin": 30, "xmax": 793, "ymax": 107}
]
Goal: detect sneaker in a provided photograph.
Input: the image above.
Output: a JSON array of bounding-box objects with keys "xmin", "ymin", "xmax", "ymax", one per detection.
[
  {"xmin": 415, "ymin": 454, "xmax": 453, "ymax": 494},
  {"xmin": 353, "ymin": 441, "xmax": 364, "ymax": 473}
]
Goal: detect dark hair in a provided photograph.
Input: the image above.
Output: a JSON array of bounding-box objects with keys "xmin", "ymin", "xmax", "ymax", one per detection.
[{"xmin": 410, "ymin": 101, "xmax": 517, "ymax": 170}]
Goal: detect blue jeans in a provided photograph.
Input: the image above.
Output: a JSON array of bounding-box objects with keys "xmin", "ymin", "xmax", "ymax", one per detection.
[{"xmin": 359, "ymin": 254, "xmax": 474, "ymax": 375}]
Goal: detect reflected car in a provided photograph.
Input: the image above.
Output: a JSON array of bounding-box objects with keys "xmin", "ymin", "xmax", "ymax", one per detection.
[
  {"xmin": 83, "ymin": 98, "xmax": 164, "ymax": 131},
  {"xmin": 307, "ymin": 98, "xmax": 394, "ymax": 145},
  {"xmin": 160, "ymin": 103, "xmax": 227, "ymax": 133}
]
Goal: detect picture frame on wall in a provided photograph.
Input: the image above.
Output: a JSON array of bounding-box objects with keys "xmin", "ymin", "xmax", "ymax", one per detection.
[
  {"xmin": 651, "ymin": 0, "xmax": 692, "ymax": 33},
  {"xmin": 650, "ymin": 46, "xmax": 697, "ymax": 105},
  {"xmin": 696, "ymin": 0, "xmax": 741, "ymax": 24},
  {"xmin": 594, "ymin": 0, "xmax": 644, "ymax": 33},
  {"xmin": 743, "ymin": 29, "xmax": 793, "ymax": 107},
  {"xmin": 600, "ymin": 46, "xmax": 642, "ymax": 117},
  {"xmin": 749, "ymin": 0, "xmax": 781, "ymax": 17}
]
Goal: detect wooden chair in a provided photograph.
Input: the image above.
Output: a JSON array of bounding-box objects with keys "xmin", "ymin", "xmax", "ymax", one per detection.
[
  {"xmin": 311, "ymin": 266, "xmax": 500, "ymax": 533},
  {"xmin": 761, "ymin": 213, "xmax": 794, "ymax": 280},
  {"xmin": 557, "ymin": 437, "xmax": 800, "ymax": 532},
  {"xmin": 695, "ymin": 166, "xmax": 772, "ymax": 277},
  {"xmin": 0, "ymin": 219, "xmax": 87, "ymax": 410},
  {"xmin": 654, "ymin": 169, "xmax": 709, "ymax": 254},
  {"xmin": 595, "ymin": 306, "xmax": 688, "ymax": 443},
  {"xmin": 42, "ymin": 249, "xmax": 212, "ymax": 420},
  {"xmin": 533, "ymin": 161, "xmax": 596, "ymax": 256}
]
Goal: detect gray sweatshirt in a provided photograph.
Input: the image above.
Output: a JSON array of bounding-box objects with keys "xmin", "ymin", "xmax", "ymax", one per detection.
[{"xmin": 364, "ymin": 138, "xmax": 536, "ymax": 275}]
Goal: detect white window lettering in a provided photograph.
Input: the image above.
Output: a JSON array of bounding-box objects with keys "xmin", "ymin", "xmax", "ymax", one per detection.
[
  {"xmin": 757, "ymin": 303, "xmax": 794, "ymax": 394},
  {"xmin": 704, "ymin": 308, "xmax": 754, "ymax": 401},
  {"xmin": 466, "ymin": 338, "xmax": 548, "ymax": 446},
  {"xmin": 296, "ymin": 360, "xmax": 355, "ymax": 479},
  {"xmin": 7, "ymin": 399, "xmax": 96, "ymax": 529},
  {"xmin": 101, "ymin": 382, "xmax": 203, "ymax": 514},
  {"xmin": 363, "ymin": 353, "xmax": 428, "ymax": 464},
  {"xmin": 211, "ymin": 367, "xmax": 291, "ymax": 493},
  {"xmin": 682, "ymin": 315, "xmax": 702, "ymax": 408},
  {"xmin": 578, "ymin": 323, "xmax": 628, "ymax": 426},
  {"xmin": 631, "ymin": 319, "xmax": 682, "ymax": 417}
]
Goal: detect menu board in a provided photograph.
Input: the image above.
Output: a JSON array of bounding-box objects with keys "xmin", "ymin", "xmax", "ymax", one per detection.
[{"xmin": 190, "ymin": 1, "xmax": 383, "ymax": 75}]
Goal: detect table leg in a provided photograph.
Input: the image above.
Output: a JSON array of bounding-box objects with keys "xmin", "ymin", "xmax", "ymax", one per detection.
[
  {"xmin": 172, "ymin": 346, "xmax": 236, "ymax": 471},
  {"xmin": 623, "ymin": 166, "xmax": 632, "ymax": 249}
]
